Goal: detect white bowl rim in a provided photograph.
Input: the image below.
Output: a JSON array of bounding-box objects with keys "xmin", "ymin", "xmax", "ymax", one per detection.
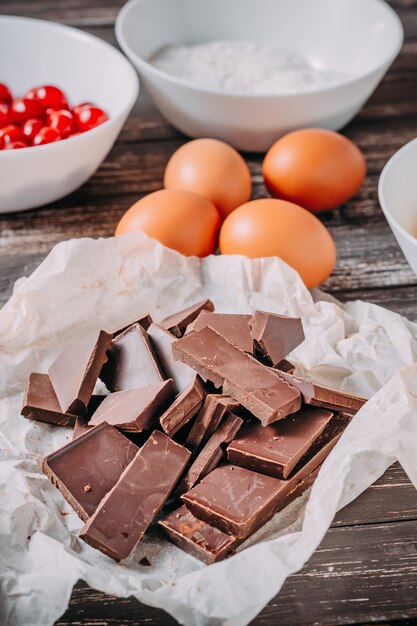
[
  {"xmin": 378, "ymin": 135, "xmax": 417, "ymax": 248},
  {"xmin": 115, "ymin": 0, "xmax": 404, "ymax": 99},
  {"xmin": 0, "ymin": 15, "xmax": 139, "ymax": 159}
]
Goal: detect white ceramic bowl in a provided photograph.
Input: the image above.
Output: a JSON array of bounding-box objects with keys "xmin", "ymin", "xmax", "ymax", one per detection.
[
  {"xmin": 0, "ymin": 16, "xmax": 139, "ymax": 213},
  {"xmin": 116, "ymin": 0, "xmax": 403, "ymax": 152},
  {"xmin": 378, "ymin": 137, "xmax": 417, "ymax": 276}
]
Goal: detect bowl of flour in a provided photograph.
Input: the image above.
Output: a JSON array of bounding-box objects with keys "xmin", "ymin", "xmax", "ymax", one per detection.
[{"xmin": 116, "ymin": 0, "xmax": 403, "ymax": 152}]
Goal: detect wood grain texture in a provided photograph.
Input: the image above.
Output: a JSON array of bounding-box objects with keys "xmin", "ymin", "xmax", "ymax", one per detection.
[{"xmin": 1, "ymin": 1, "xmax": 417, "ymax": 625}]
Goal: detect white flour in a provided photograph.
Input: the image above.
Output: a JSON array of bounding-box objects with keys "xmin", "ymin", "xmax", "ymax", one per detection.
[{"xmin": 150, "ymin": 39, "xmax": 348, "ymax": 94}]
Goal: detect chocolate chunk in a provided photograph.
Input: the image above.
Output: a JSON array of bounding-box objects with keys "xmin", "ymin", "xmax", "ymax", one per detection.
[
  {"xmin": 182, "ymin": 414, "xmax": 348, "ymax": 537},
  {"xmin": 113, "ymin": 313, "xmax": 153, "ymax": 337},
  {"xmin": 48, "ymin": 330, "xmax": 113, "ymax": 415},
  {"xmin": 273, "ymin": 370, "xmax": 366, "ymax": 414},
  {"xmin": 159, "ymin": 505, "xmax": 238, "ymax": 565},
  {"xmin": 186, "ymin": 312, "xmax": 253, "ymax": 353},
  {"xmin": 21, "ymin": 373, "xmax": 76, "ymax": 426},
  {"xmin": 72, "ymin": 416, "xmax": 91, "ymax": 440},
  {"xmin": 161, "ymin": 299, "xmax": 214, "ymax": 338},
  {"xmin": 43, "ymin": 423, "xmax": 138, "ymax": 521},
  {"xmin": 100, "ymin": 324, "xmax": 164, "ymax": 393},
  {"xmin": 160, "ymin": 378, "xmax": 206, "ymax": 437},
  {"xmin": 173, "ymin": 327, "xmax": 301, "ymax": 425},
  {"xmin": 147, "ymin": 323, "xmax": 196, "ymax": 393},
  {"xmin": 250, "ymin": 311, "xmax": 305, "ymax": 366},
  {"xmin": 89, "ymin": 380, "xmax": 175, "ymax": 432},
  {"xmin": 177, "ymin": 413, "xmax": 243, "ymax": 495},
  {"xmin": 80, "ymin": 430, "xmax": 191, "ymax": 561},
  {"xmin": 275, "ymin": 359, "xmax": 295, "ymax": 374},
  {"xmin": 72, "ymin": 395, "xmax": 106, "ymax": 440},
  {"xmin": 227, "ymin": 405, "xmax": 333, "ymax": 479},
  {"xmin": 185, "ymin": 394, "xmax": 240, "ymax": 450}
]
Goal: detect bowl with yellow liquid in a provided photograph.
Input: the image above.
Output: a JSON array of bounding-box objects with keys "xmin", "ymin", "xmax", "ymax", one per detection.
[{"xmin": 379, "ymin": 137, "xmax": 417, "ymax": 276}]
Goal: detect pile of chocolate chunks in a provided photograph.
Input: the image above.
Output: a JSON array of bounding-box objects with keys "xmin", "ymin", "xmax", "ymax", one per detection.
[{"xmin": 22, "ymin": 299, "xmax": 365, "ymax": 564}]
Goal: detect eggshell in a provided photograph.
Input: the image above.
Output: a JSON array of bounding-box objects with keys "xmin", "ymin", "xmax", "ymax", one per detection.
[
  {"xmin": 115, "ymin": 189, "xmax": 220, "ymax": 257},
  {"xmin": 164, "ymin": 138, "xmax": 252, "ymax": 221},
  {"xmin": 263, "ymin": 128, "xmax": 366, "ymax": 213},
  {"xmin": 219, "ymin": 198, "xmax": 336, "ymax": 288}
]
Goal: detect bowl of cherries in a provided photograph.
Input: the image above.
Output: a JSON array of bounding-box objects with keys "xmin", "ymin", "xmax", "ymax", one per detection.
[{"xmin": 0, "ymin": 16, "xmax": 139, "ymax": 213}]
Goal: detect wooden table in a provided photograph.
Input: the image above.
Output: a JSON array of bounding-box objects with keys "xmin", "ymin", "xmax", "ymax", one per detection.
[{"xmin": 1, "ymin": 1, "xmax": 417, "ymax": 624}]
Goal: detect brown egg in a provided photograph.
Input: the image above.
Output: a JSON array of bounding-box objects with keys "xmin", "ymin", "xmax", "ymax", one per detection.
[
  {"xmin": 219, "ymin": 198, "xmax": 336, "ymax": 289},
  {"xmin": 164, "ymin": 138, "xmax": 252, "ymax": 221},
  {"xmin": 115, "ymin": 189, "xmax": 220, "ymax": 257},
  {"xmin": 263, "ymin": 128, "xmax": 366, "ymax": 213}
]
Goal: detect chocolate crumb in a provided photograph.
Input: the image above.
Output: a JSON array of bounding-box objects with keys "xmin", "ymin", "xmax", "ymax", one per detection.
[{"xmin": 139, "ymin": 556, "xmax": 152, "ymax": 567}]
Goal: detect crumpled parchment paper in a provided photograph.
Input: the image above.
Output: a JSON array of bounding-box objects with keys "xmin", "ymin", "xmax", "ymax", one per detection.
[{"xmin": 0, "ymin": 232, "xmax": 416, "ymax": 626}]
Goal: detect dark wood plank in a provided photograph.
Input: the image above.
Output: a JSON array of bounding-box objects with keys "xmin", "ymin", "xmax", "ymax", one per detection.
[{"xmin": 333, "ymin": 463, "xmax": 417, "ymax": 526}]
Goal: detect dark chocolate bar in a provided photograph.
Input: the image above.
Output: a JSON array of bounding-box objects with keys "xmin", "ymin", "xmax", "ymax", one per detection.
[
  {"xmin": 160, "ymin": 377, "xmax": 206, "ymax": 437},
  {"xmin": 227, "ymin": 405, "xmax": 333, "ymax": 479},
  {"xmin": 21, "ymin": 372, "xmax": 76, "ymax": 426},
  {"xmin": 147, "ymin": 323, "xmax": 197, "ymax": 393},
  {"xmin": 48, "ymin": 330, "xmax": 113, "ymax": 415},
  {"xmin": 177, "ymin": 413, "xmax": 243, "ymax": 495},
  {"xmin": 89, "ymin": 380, "xmax": 175, "ymax": 432},
  {"xmin": 173, "ymin": 327, "xmax": 301, "ymax": 425},
  {"xmin": 250, "ymin": 310, "xmax": 304, "ymax": 366},
  {"xmin": 186, "ymin": 311, "xmax": 253, "ymax": 353},
  {"xmin": 43, "ymin": 422, "xmax": 137, "ymax": 521},
  {"xmin": 273, "ymin": 370, "xmax": 366, "ymax": 414},
  {"xmin": 161, "ymin": 463, "xmax": 321, "ymax": 564},
  {"xmin": 100, "ymin": 324, "xmax": 164, "ymax": 392},
  {"xmin": 185, "ymin": 394, "xmax": 240, "ymax": 450},
  {"xmin": 161, "ymin": 299, "xmax": 214, "ymax": 338},
  {"xmin": 159, "ymin": 505, "xmax": 238, "ymax": 565},
  {"xmin": 80, "ymin": 430, "xmax": 191, "ymax": 561},
  {"xmin": 182, "ymin": 414, "xmax": 349, "ymax": 537}
]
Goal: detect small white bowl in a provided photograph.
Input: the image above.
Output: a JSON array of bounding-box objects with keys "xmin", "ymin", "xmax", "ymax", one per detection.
[
  {"xmin": 378, "ymin": 137, "xmax": 417, "ymax": 276},
  {"xmin": 0, "ymin": 16, "xmax": 139, "ymax": 213},
  {"xmin": 116, "ymin": 0, "xmax": 403, "ymax": 152}
]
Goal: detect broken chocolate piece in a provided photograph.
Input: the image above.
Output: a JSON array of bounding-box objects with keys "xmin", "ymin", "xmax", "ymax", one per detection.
[
  {"xmin": 250, "ymin": 310, "xmax": 305, "ymax": 366},
  {"xmin": 43, "ymin": 422, "xmax": 137, "ymax": 521},
  {"xmin": 89, "ymin": 380, "xmax": 175, "ymax": 432},
  {"xmin": 177, "ymin": 413, "xmax": 243, "ymax": 495},
  {"xmin": 161, "ymin": 299, "xmax": 214, "ymax": 338},
  {"xmin": 186, "ymin": 311, "xmax": 253, "ymax": 353},
  {"xmin": 159, "ymin": 505, "xmax": 238, "ymax": 565},
  {"xmin": 147, "ymin": 323, "xmax": 196, "ymax": 393},
  {"xmin": 160, "ymin": 377, "xmax": 206, "ymax": 437},
  {"xmin": 185, "ymin": 394, "xmax": 240, "ymax": 450},
  {"xmin": 21, "ymin": 373, "xmax": 76, "ymax": 426},
  {"xmin": 227, "ymin": 405, "xmax": 333, "ymax": 479},
  {"xmin": 80, "ymin": 430, "xmax": 191, "ymax": 561},
  {"xmin": 48, "ymin": 330, "xmax": 113, "ymax": 415},
  {"xmin": 113, "ymin": 313, "xmax": 153, "ymax": 337},
  {"xmin": 273, "ymin": 370, "xmax": 366, "ymax": 414},
  {"xmin": 173, "ymin": 327, "xmax": 301, "ymax": 425},
  {"xmin": 72, "ymin": 416, "xmax": 91, "ymax": 440},
  {"xmin": 182, "ymin": 414, "xmax": 349, "ymax": 537},
  {"xmin": 275, "ymin": 359, "xmax": 296, "ymax": 374},
  {"xmin": 100, "ymin": 324, "xmax": 164, "ymax": 392},
  {"xmin": 72, "ymin": 395, "xmax": 105, "ymax": 440}
]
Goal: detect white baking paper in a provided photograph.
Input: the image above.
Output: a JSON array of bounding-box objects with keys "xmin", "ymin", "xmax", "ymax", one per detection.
[{"xmin": 0, "ymin": 232, "xmax": 416, "ymax": 626}]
